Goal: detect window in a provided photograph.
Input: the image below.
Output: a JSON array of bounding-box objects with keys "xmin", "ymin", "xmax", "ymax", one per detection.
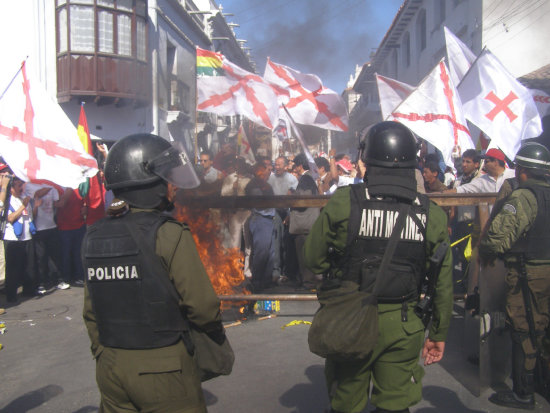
[
  {"xmin": 58, "ymin": 8, "xmax": 68, "ymax": 53},
  {"xmin": 137, "ymin": 19, "xmax": 147, "ymax": 61},
  {"xmin": 56, "ymin": 0, "xmax": 147, "ymax": 61},
  {"xmin": 98, "ymin": 10, "xmax": 114, "ymax": 53},
  {"xmin": 402, "ymin": 32, "xmax": 410, "ymax": 67},
  {"xmin": 117, "ymin": 14, "xmax": 132, "ymax": 56},
  {"xmin": 417, "ymin": 9, "xmax": 427, "ymax": 52},
  {"xmin": 70, "ymin": 5, "xmax": 95, "ymax": 52}
]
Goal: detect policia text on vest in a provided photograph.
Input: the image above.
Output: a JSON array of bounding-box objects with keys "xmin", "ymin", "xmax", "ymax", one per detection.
[{"xmin": 87, "ymin": 265, "xmax": 140, "ymax": 281}]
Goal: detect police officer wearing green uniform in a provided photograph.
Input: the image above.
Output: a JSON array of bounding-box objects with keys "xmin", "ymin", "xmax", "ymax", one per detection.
[
  {"xmin": 83, "ymin": 134, "xmax": 224, "ymax": 412},
  {"xmin": 480, "ymin": 142, "xmax": 550, "ymax": 410},
  {"xmin": 304, "ymin": 121, "xmax": 453, "ymax": 413}
]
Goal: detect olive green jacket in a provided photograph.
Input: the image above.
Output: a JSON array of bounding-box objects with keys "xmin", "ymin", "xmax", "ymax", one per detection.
[
  {"xmin": 480, "ymin": 179, "xmax": 550, "ymax": 265},
  {"xmin": 303, "ymin": 186, "xmax": 453, "ymax": 342},
  {"xmin": 83, "ymin": 208, "xmax": 222, "ymax": 358}
]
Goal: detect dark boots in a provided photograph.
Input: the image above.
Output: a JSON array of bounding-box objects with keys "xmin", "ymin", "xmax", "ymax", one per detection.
[
  {"xmin": 489, "ymin": 390, "xmax": 535, "ymax": 410},
  {"xmin": 489, "ymin": 338, "xmax": 536, "ymax": 410}
]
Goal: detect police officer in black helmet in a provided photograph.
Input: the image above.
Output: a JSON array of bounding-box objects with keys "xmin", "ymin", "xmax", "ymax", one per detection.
[
  {"xmin": 82, "ymin": 133, "xmax": 223, "ymax": 412},
  {"xmin": 304, "ymin": 121, "xmax": 453, "ymax": 412}
]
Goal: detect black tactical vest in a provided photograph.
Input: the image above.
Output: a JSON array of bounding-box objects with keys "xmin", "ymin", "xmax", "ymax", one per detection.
[
  {"xmin": 342, "ymin": 183, "xmax": 429, "ymax": 303},
  {"xmin": 510, "ymin": 181, "xmax": 550, "ymax": 260},
  {"xmin": 83, "ymin": 211, "xmax": 187, "ymax": 349}
]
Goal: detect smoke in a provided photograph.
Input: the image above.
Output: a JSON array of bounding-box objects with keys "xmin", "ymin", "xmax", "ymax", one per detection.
[{"xmin": 219, "ymin": 0, "xmax": 403, "ymax": 92}]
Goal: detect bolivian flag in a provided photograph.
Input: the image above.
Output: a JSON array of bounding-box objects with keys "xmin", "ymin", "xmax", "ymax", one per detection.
[{"xmin": 196, "ymin": 48, "xmax": 224, "ymax": 77}]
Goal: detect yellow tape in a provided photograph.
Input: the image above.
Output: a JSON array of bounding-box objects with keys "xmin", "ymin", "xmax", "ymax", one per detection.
[
  {"xmin": 281, "ymin": 320, "xmax": 312, "ymax": 330},
  {"xmin": 451, "ymin": 233, "xmax": 471, "ymax": 247}
]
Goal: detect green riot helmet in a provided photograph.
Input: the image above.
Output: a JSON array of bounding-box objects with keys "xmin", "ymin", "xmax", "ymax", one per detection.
[
  {"xmin": 360, "ymin": 121, "xmax": 418, "ymax": 168},
  {"xmin": 514, "ymin": 142, "xmax": 550, "ymax": 171},
  {"xmin": 104, "ymin": 133, "xmax": 199, "ymax": 208}
]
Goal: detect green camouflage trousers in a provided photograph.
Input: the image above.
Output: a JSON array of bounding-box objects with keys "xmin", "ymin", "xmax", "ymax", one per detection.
[
  {"xmin": 506, "ymin": 264, "xmax": 550, "ymax": 370},
  {"xmin": 325, "ymin": 303, "xmax": 425, "ymax": 412}
]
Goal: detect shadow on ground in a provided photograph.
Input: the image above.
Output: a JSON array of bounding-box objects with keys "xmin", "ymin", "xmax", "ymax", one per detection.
[
  {"xmin": 279, "ymin": 365, "xmax": 330, "ymax": 412},
  {"xmin": 0, "ymin": 384, "xmax": 63, "ymax": 413}
]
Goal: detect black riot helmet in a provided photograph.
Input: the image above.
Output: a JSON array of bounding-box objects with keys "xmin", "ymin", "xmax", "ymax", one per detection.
[
  {"xmin": 514, "ymin": 142, "xmax": 550, "ymax": 171},
  {"xmin": 360, "ymin": 121, "xmax": 418, "ymax": 168},
  {"xmin": 104, "ymin": 133, "xmax": 199, "ymax": 208}
]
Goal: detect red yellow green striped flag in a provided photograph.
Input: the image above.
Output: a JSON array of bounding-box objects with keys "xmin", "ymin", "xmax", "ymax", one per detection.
[{"xmin": 196, "ymin": 48, "xmax": 224, "ymax": 77}]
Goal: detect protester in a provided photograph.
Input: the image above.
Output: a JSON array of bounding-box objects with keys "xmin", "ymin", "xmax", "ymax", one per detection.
[
  {"xmin": 423, "ymin": 161, "xmax": 447, "ymax": 193},
  {"xmin": 24, "ymin": 183, "xmax": 64, "ymax": 293},
  {"xmin": 56, "ymin": 188, "xmax": 86, "ymax": 286},
  {"xmin": 480, "ymin": 143, "xmax": 550, "ymax": 410},
  {"xmin": 268, "ymin": 156, "xmax": 298, "ymax": 283},
  {"xmin": 199, "ymin": 150, "xmax": 223, "ymax": 183},
  {"xmin": 83, "ymin": 133, "xmax": 223, "ymax": 412},
  {"xmin": 289, "ymin": 153, "xmax": 320, "ymax": 289},
  {"xmin": 304, "ymin": 121, "xmax": 452, "ymax": 413},
  {"xmin": 220, "ymin": 157, "xmax": 251, "ymax": 250},
  {"xmin": 450, "ymin": 149, "xmax": 481, "ymax": 292},
  {"xmin": 244, "ymin": 162, "xmax": 282, "ymax": 291},
  {"xmin": 4, "ymin": 177, "xmax": 36, "ymax": 302}
]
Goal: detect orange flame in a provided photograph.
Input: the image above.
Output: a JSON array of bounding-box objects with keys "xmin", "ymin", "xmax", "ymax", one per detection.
[{"xmin": 173, "ymin": 205, "xmax": 249, "ymax": 301}]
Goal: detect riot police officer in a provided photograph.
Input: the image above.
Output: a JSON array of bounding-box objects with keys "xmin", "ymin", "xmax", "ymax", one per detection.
[
  {"xmin": 304, "ymin": 121, "xmax": 452, "ymax": 413},
  {"xmin": 82, "ymin": 134, "xmax": 223, "ymax": 412},
  {"xmin": 480, "ymin": 142, "xmax": 550, "ymax": 410}
]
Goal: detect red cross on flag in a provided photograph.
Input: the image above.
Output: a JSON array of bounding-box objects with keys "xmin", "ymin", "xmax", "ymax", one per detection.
[
  {"xmin": 375, "ymin": 74, "xmax": 414, "ymax": 120},
  {"xmin": 263, "ymin": 59, "xmax": 349, "ymax": 132},
  {"xmin": 389, "ymin": 60, "xmax": 474, "ymax": 168},
  {"xmin": 458, "ymin": 49, "xmax": 542, "ymax": 160},
  {"xmin": 196, "ymin": 48, "xmax": 282, "ymax": 130},
  {"xmin": 0, "ymin": 61, "xmax": 98, "ymax": 188}
]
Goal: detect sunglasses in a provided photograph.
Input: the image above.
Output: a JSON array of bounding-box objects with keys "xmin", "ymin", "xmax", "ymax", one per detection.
[{"xmin": 485, "ymin": 157, "xmax": 497, "ymax": 162}]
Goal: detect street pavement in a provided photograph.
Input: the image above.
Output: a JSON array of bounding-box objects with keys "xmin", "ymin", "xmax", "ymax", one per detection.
[{"xmin": 1, "ymin": 286, "xmax": 549, "ymax": 412}]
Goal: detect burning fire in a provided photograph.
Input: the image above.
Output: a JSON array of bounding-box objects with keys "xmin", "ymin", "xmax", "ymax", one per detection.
[{"xmin": 174, "ymin": 205, "xmax": 249, "ymax": 300}]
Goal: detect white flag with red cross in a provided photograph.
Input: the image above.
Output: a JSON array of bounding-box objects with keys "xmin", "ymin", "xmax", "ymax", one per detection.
[
  {"xmin": 458, "ymin": 49, "xmax": 542, "ymax": 160},
  {"xmin": 264, "ymin": 59, "xmax": 348, "ymax": 132},
  {"xmin": 196, "ymin": 48, "xmax": 283, "ymax": 130},
  {"xmin": 390, "ymin": 60, "xmax": 474, "ymax": 168},
  {"xmin": 0, "ymin": 60, "xmax": 98, "ymax": 188},
  {"xmin": 376, "ymin": 74, "xmax": 415, "ymax": 120}
]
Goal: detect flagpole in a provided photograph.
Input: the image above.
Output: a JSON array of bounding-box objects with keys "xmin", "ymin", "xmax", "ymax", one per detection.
[
  {"xmin": 0, "ymin": 57, "xmax": 28, "ymax": 102},
  {"xmin": 455, "ymin": 47, "xmax": 486, "ymax": 90}
]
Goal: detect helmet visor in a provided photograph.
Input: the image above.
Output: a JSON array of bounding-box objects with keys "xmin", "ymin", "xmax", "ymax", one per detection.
[{"xmin": 147, "ymin": 141, "xmax": 200, "ymax": 189}]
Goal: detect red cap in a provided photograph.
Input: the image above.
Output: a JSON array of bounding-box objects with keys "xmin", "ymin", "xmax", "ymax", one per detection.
[
  {"xmin": 483, "ymin": 148, "xmax": 506, "ymax": 163},
  {"xmin": 0, "ymin": 163, "xmax": 9, "ymax": 172},
  {"xmin": 336, "ymin": 159, "xmax": 353, "ymax": 173}
]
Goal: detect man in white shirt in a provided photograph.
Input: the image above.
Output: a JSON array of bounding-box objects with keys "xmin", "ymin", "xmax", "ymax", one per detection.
[
  {"xmin": 24, "ymin": 183, "xmax": 67, "ymax": 293},
  {"xmin": 199, "ymin": 150, "xmax": 223, "ymax": 184},
  {"xmin": 267, "ymin": 156, "xmax": 298, "ymax": 284},
  {"xmin": 268, "ymin": 156, "xmax": 298, "ymax": 196},
  {"xmin": 448, "ymin": 148, "xmax": 515, "ymax": 195}
]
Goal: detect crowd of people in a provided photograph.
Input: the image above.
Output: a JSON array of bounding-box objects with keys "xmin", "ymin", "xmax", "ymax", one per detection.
[{"xmin": 0, "ymin": 143, "xmax": 107, "ymax": 308}]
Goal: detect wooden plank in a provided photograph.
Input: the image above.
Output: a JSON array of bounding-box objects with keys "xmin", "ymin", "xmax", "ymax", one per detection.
[{"xmin": 175, "ymin": 193, "xmax": 497, "ymax": 209}]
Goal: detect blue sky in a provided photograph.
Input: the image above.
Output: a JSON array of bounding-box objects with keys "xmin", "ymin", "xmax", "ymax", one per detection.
[{"xmin": 218, "ymin": 0, "xmax": 403, "ymax": 93}]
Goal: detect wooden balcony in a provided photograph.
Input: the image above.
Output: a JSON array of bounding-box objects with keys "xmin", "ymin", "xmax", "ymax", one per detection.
[{"xmin": 56, "ymin": 53, "xmax": 150, "ymax": 107}]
